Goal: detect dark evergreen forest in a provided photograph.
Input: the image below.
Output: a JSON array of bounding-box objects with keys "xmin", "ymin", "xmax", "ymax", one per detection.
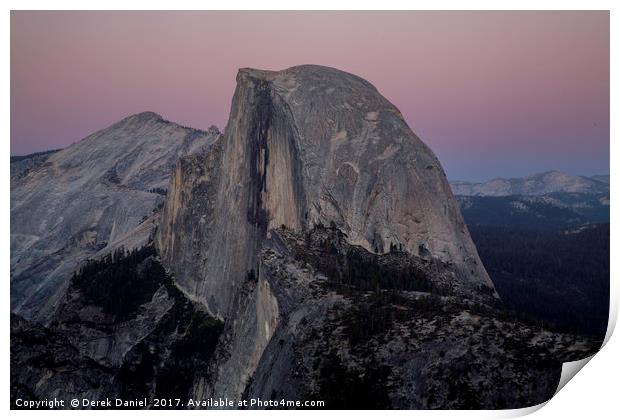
[{"xmin": 469, "ymin": 224, "xmax": 609, "ymax": 338}]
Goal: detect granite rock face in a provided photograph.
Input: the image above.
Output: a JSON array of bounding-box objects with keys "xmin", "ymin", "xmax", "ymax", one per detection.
[
  {"xmin": 11, "ymin": 247, "xmax": 224, "ymax": 407},
  {"xmin": 184, "ymin": 226, "xmax": 600, "ymax": 408},
  {"xmin": 10, "ymin": 229, "xmax": 601, "ymax": 409},
  {"xmin": 156, "ymin": 65, "xmax": 496, "ymax": 320},
  {"xmin": 10, "ymin": 66, "xmax": 603, "ymax": 409},
  {"xmin": 240, "ymin": 228, "xmax": 598, "ymax": 409},
  {"xmin": 10, "ymin": 149, "xmax": 62, "ymax": 182},
  {"xmin": 10, "ymin": 112, "xmax": 220, "ymax": 321},
  {"xmin": 151, "ymin": 65, "xmax": 551, "ymax": 405}
]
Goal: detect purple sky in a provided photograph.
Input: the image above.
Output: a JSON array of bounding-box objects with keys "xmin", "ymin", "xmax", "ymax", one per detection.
[{"xmin": 11, "ymin": 11, "xmax": 609, "ymax": 181}]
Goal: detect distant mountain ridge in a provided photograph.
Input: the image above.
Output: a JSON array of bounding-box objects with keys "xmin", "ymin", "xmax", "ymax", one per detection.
[
  {"xmin": 590, "ymin": 174, "xmax": 610, "ymax": 184},
  {"xmin": 451, "ymin": 170, "xmax": 609, "ymax": 229},
  {"xmin": 450, "ymin": 170, "xmax": 609, "ymax": 197}
]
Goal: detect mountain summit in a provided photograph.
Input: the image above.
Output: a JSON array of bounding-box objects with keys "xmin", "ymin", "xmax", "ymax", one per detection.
[
  {"xmin": 156, "ymin": 64, "xmax": 497, "ymax": 319},
  {"xmin": 10, "ymin": 113, "xmax": 221, "ymax": 320},
  {"xmin": 151, "ymin": 65, "xmax": 507, "ymax": 401}
]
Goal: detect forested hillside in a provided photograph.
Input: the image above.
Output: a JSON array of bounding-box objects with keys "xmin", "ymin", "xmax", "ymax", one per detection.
[{"xmin": 469, "ymin": 224, "xmax": 609, "ymax": 337}]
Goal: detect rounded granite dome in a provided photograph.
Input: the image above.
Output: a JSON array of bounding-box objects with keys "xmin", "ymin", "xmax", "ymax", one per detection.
[{"xmin": 156, "ymin": 64, "xmax": 498, "ymax": 319}]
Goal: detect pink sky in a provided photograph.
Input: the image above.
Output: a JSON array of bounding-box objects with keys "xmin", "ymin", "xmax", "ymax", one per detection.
[{"xmin": 11, "ymin": 11, "xmax": 609, "ymax": 181}]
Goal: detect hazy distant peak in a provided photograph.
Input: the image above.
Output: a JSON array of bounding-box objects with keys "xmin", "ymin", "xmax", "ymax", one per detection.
[
  {"xmin": 534, "ymin": 169, "xmax": 564, "ymax": 176},
  {"xmin": 530, "ymin": 170, "xmax": 573, "ymax": 180},
  {"xmin": 450, "ymin": 170, "xmax": 609, "ymax": 196},
  {"xmin": 590, "ymin": 174, "xmax": 610, "ymax": 184}
]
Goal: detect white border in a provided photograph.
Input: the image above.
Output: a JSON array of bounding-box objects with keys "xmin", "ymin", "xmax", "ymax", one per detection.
[{"xmin": 3, "ymin": 2, "xmax": 616, "ymax": 419}]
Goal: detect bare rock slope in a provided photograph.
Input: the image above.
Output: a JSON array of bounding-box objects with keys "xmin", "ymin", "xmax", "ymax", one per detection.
[
  {"xmin": 11, "ymin": 66, "xmax": 602, "ymax": 409},
  {"xmin": 11, "ymin": 149, "xmax": 62, "ymax": 182},
  {"xmin": 10, "ymin": 112, "xmax": 221, "ymax": 321},
  {"xmin": 153, "ymin": 65, "xmax": 526, "ymax": 404},
  {"xmin": 156, "ymin": 65, "xmax": 496, "ymax": 320}
]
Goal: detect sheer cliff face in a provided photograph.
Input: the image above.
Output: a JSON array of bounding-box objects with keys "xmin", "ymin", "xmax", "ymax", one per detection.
[
  {"xmin": 10, "ymin": 112, "xmax": 220, "ymax": 320},
  {"xmin": 12, "ymin": 67, "xmax": 602, "ymax": 409},
  {"xmin": 156, "ymin": 65, "xmax": 497, "ymax": 319}
]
